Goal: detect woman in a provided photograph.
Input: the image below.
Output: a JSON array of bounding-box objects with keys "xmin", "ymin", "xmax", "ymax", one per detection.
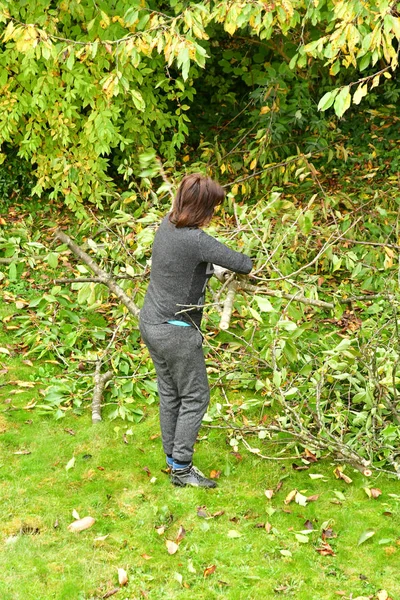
[{"xmin": 139, "ymin": 174, "xmax": 252, "ymax": 488}]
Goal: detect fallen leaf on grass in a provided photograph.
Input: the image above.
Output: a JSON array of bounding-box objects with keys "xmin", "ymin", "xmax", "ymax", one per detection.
[
  {"xmin": 196, "ymin": 506, "xmax": 224, "ymax": 519},
  {"xmin": 156, "ymin": 525, "xmax": 166, "ymax": 535},
  {"xmin": 295, "ymin": 491, "xmax": 308, "ymax": 506},
  {"xmin": 315, "ymin": 542, "xmax": 335, "ymax": 556},
  {"xmin": 322, "ymin": 528, "xmax": 337, "ymax": 541},
  {"xmin": 176, "ymin": 525, "xmax": 186, "ymax": 543},
  {"xmin": 210, "ymin": 470, "xmax": 221, "ymax": 479},
  {"xmin": 67, "ymin": 516, "xmax": 95, "ymax": 532},
  {"xmin": 364, "ymin": 487, "xmax": 382, "ymax": 499},
  {"xmin": 23, "ymin": 400, "xmax": 36, "ymax": 410},
  {"xmin": 295, "ymin": 533, "xmax": 310, "ymax": 543},
  {"xmin": 15, "ymin": 380, "xmax": 36, "ymax": 388},
  {"xmin": 265, "ymin": 522, "xmax": 272, "ymax": 533},
  {"xmin": 333, "ymin": 466, "xmax": 352, "ymax": 484},
  {"xmin": 376, "ymin": 590, "xmax": 389, "ymax": 600},
  {"xmin": 292, "ymin": 463, "xmax": 309, "ymax": 471},
  {"xmin": 65, "ymin": 457, "xmax": 75, "ymax": 471},
  {"xmin": 94, "ymin": 534, "xmax": 109, "ymax": 542},
  {"xmin": 102, "ymin": 588, "xmax": 119, "ymax": 598},
  {"xmin": 227, "ymin": 530, "xmax": 241, "ymax": 538},
  {"xmin": 307, "ymin": 494, "xmax": 320, "ymax": 502},
  {"xmin": 166, "ymin": 540, "xmax": 179, "ymax": 555},
  {"xmin": 117, "ymin": 568, "xmax": 128, "ymax": 586},
  {"xmin": 284, "ymin": 489, "xmax": 297, "ymax": 505},
  {"xmin": 304, "ymin": 448, "xmax": 318, "ymax": 462},
  {"xmin": 15, "ymin": 300, "xmax": 29, "ymax": 309},
  {"xmin": 13, "ymin": 449, "xmax": 31, "ymax": 455},
  {"xmin": 358, "ymin": 530, "xmax": 375, "ymax": 545},
  {"xmin": 0, "ymin": 347, "xmax": 11, "ymax": 355},
  {"xmin": 141, "ymin": 554, "xmax": 152, "ymax": 560},
  {"xmin": 264, "ymin": 489, "xmax": 274, "ymax": 499},
  {"xmin": 64, "ymin": 428, "xmax": 76, "ymax": 436},
  {"xmin": 72, "ymin": 509, "xmax": 80, "ymax": 520},
  {"xmin": 203, "ymin": 565, "xmax": 216, "ymax": 578}
]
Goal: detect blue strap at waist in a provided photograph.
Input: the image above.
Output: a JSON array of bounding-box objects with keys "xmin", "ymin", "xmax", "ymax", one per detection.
[{"xmin": 167, "ymin": 320, "xmax": 191, "ymax": 327}]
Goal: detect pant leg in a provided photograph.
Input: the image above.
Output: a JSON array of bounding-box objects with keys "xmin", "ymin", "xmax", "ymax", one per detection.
[
  {"xmin": 140, "ymin": 321, "xmax": 181, "ymax": 456},
  {"xmin": 146, "ymin": 347, "xmax": 181, "ymax": 457},
  {"xmin": 168, "ymin": 333, "xmax": 210, "ymax": 463},
  {"xmin": 139, "ymin": 321, "xmax": 210, "ymax": 463}
]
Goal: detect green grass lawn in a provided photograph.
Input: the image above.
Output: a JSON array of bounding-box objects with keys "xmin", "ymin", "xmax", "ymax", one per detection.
[{"xmin": 1, "ymin": 306, "xmax": 400, "ymax": 600}]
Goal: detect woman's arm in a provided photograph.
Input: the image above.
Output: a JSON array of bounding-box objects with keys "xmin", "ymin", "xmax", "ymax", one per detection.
[{"xmin": 199, "ymin": 230, "xmax": 252, "ymax": 274}]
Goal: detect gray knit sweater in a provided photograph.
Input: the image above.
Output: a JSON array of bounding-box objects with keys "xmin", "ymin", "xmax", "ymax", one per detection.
[{"xmin": 140, "ymin": 215, "xmax": 252, "ymax": 327}]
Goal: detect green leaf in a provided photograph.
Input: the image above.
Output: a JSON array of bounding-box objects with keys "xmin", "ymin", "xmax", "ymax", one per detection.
[
  {"xmin": 255, "ymin": 296, "xmax": 276, "ymax": 312},
  {"xmin": 8, "ymin": 262, "xmax": 17, "ymax": 281},
  {"xmin": 248, "ymin": 306, "xmax": 263, "ymax": 323},
  {"xmin": 65, "ymin": 457, "xmax": 76, "ymax": 471},
  {"xmin": 77, "ymin": 283, "xmax": 91, "ymax": 305},
  {"xmin": 358, "ymin": 530, "xmax": 375, "ymax": 545},
  {"xmin": 334, "ymin": 86, "xmax": 351, "ymax": 118},
  {"xmin": 47, "ymin": 252, "xmax": 59, "ymax": 269},
  {"xmin": 176, "ymin": 46, "xmax": 190, "ymax": 80},
  {"xmin": 317, "ymin": 90, "xmax": 338, "ymax": 112},
  {"xmin": 131, "ymin": 89, "xmax": 145, "ymax": 112}
]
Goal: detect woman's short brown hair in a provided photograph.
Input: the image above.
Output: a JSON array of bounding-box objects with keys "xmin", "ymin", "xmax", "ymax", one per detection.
[{"xmin": 169, "ymin": 174, "xmax": 225, "ymax": 228}]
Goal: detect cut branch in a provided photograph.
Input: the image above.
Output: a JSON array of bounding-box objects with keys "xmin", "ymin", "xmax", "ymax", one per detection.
[
  {"xmin": 54, "ymin": 230, "xmax": 140, "ymax": 317},
  {"xmin": 220, "ymin": 281, "xmax": 237, "ymax": 330},
  {"xmin": 92, "ymin": 361, "xmax": 113, "ymax": 423}
]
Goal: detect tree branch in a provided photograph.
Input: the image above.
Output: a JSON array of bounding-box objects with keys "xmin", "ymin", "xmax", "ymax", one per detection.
[
  {"xmin": 54, "ymin": 230, "xmax": 140, "ymax": 317},
  {"xmin": 92, "ymin": 363, "xmax": 113, "ymax": 423}
]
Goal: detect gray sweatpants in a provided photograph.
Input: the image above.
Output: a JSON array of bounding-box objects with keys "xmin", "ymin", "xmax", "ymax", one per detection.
[{"xmin": 139, "ymin": 320, "xmax": 210, "ymax": 463}]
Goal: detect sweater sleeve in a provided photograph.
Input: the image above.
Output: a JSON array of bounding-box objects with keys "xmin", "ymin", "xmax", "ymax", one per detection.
[{"xmin": 198, "ymin": 230, "xmax": 252, "ymax": 274}]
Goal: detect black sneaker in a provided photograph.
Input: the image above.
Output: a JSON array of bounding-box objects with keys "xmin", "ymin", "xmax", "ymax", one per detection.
[{"xmin": 171, "ymin": 464, "xmax": 217, "ymax": 488}]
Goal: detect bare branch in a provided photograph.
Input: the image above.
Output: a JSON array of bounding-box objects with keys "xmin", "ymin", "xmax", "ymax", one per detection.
[
  {"xmin": 92, "ymin": 361, "xmax": 113, "ymax": 423},
  {"xmin": 54, "ymin": 230, "xmax": 140, "ymax": 317}
]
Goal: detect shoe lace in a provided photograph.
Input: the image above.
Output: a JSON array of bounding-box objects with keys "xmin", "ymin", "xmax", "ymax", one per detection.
[{"xmin": 190, "ymin": 465, "xmax": 207, "ymax": 481}]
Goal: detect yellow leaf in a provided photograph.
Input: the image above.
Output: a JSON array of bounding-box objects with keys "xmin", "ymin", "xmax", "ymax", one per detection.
[
  {"xmin": 385, "ymin": 246, "xmax": 395, "ymax": 258},
  {"xmin": 2, "ymin": 21, "xmax": 15, "ymax": 42},
  {"xmin": 352, "ymin": 83, "xmax": 367, "ymax": 105},
  {"xmin": 284, "ymin": 489, "xmax": 297, "ymax": 504},
  {"xmin": 250, "ymin": 158, "xmax": 257, "ymax": 170}
]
